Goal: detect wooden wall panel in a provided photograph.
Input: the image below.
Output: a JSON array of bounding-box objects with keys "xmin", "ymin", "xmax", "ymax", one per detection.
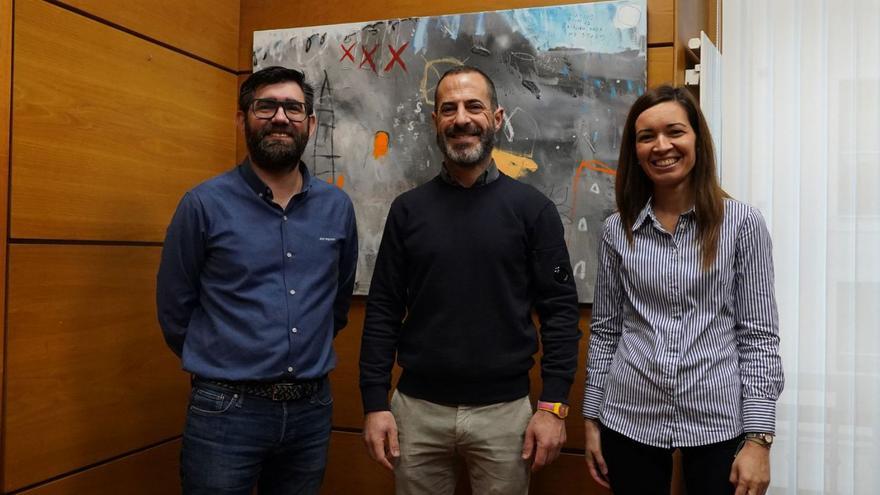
[
  {"xmin": 706, "ymin": 0, "xmax": 718, "ymax": 47},
  {"xmin": 532, "ymin": 451, "xmax": 611, "ymax": 494},
  {"xmin": 673, "ymin": 0, "xmax": 708, "ymax": 86},
  {"xmin": 15, "ymin": 440, "xmax": 182, "ymax": 495},
  {"xmin": 648, "ymin": 0, "xmax": 674, "ymax": 46},
  {"xmin": 648, "ymin": 46, "xmax": 675, "ymax": 87},
  {"xmin": 331, "ymin": 298, "xmax": 402, "ymax": 429},
  {"xmin": 0, "ymin": 0, "xmax": 12, "ymax": 488},
  {"xmin": 11, "ymin": 0, "xmax": 236, "ymax": 242},
  {"xmin": 59, "ymin": 0, "xmax": 240, "ymax": 70},
  {"xmin": 4, "ymin": 245, "xmax": 189, "ymax": 491},
  {"xmin": 331, "ymin": 298, "xmax": 368, "ymax": 428},
  {"xmin": 236, "ymin": 73, "xmax": 248, "ymax": 163},
  {"xmin": 322, "ymin": 431, "xmax": 395, "ymax": 494},
  {"xmin": 239, "ymin": 0, "xmax": 674, "ymax": 71}
]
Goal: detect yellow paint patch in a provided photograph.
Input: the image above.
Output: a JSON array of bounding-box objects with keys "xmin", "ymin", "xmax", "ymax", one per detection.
[
  {"xmin": 491, "ymin": 149, "xmax": 539, "ymax": 178},
  {"xmin": 373, "ymin": 131, "xmax": 389, "ymax": 159}
]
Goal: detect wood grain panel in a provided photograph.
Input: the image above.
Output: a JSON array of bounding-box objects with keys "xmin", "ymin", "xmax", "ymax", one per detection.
[
  {"xmin": 59, "ymin": 0, "xmax": 240, "ymax": 70},
  {"xmin": 239, "ymin": 0, "xmax": 673, "ymax": 71},
  {"xmin": 706, "ymin": 0, "xmax": 719, "ymax": 48},
  {"xmin": 236, "ymin": 73, "xmax": 248, "ymax": 163},
  {"xmin": 15, "ymin": 440, "xmax": 182, "ymax": 495},
  {"xmin": 11, "ymin": 0, "xmax": 237, "ymax": 241},
  {"xmin": 0, "ymin": 0, "xmax": 12, "ymax": 488},
  {"xmin": 648, "ymin": 0, "xmax": 675, "ymax": 46},
  {"xmin": 532, "ymin": 451, "xmax": 611, "ymax": 494},
  {"xmin": 331, "ymin": 297, "xmax": 402, "ymax": 430},
  {"xmin": 4, "ymin": 245, "xmax": 190, "ymax": 491},
  {"xmin": 322, "ymin": 431, "xmax": 395, "ymax": 494},
  {"xmin": 648, "ymin": 46, "xmax": 675, "ymax": 87},
  {"xmin": 674, "ymin": 0, "xmax": 708, "ymax": 86}
]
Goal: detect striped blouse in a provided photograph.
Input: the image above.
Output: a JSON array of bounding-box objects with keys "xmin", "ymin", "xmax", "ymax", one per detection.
[{"xmin": 583, "ymin": 198, "xmax": 784, "ymax": 448}]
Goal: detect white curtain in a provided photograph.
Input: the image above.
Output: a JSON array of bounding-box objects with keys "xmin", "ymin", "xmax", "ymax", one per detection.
[{"xmin": 722, "ymin": 1, "xmax": 880, "ymax": 493}]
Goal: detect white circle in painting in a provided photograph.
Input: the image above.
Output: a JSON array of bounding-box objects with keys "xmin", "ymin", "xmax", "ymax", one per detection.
[{"xmin": 614, "ymin": 5, "xmax": 642, "ymax": 29}]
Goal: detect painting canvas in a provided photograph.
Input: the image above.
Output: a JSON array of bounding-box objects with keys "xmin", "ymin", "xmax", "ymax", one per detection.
[{"xmin": 253, "ymin": 0, "xmax": 647, "ymax": 302}]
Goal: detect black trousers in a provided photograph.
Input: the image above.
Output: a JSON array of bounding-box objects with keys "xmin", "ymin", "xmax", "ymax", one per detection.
[{"xmin": 600, "ymin": 424, "xmax": 742, "ymax": 495}]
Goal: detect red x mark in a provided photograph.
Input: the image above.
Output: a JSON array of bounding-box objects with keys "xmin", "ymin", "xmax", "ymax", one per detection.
[
  {"xmin": 360, "ymin": 44, "xmax": 379, "ymax": 73},
  {"xmin": 339, "ymin": 42, "xmax": 356, "ymax": 63},
  {"xmin": 384, "ymin": 42, "xmax": 409, "ymax": 73}
]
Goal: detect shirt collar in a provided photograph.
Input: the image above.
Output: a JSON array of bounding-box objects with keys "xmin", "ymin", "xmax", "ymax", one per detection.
[
  {"xmin": 632, "ymin": 197, "xmax": 696, "ymax": 232},
  {"xmin": 439, "ymin": 160, "xmax": 500, "ymax": 188},
  {"xmin": 238, "ymin": 157, "xmax": 313, "ymax": 202}
]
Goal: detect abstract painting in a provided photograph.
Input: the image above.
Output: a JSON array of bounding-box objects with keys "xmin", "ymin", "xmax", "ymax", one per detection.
[{"xmin": 253, "ymin": 0, "xmax": 646, "ymax": 302}]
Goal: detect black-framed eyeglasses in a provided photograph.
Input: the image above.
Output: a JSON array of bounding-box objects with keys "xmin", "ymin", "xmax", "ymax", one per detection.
[{"xmin": 251, "ymin": 98, "xmax": 308, "ymax": 122}]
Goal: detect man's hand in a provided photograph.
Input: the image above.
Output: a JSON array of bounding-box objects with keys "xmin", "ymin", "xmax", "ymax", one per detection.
[
  {"xmin": 363, "ymin": 411, "xmax": 400, "ymax": 471},
  {"xmin": 521, "ymin": 410, "xmax": 566, "ymax": 472},
  {"xmin": 730, "ymin": 441, "xmax": 771, "ymax": 495},
  {"xmin": 583, "ymin": 418, "xmax": 610, "ymax": 488}
]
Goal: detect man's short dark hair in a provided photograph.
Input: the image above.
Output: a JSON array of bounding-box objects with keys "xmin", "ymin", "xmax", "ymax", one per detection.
[
  {"xmin": 434, "ymin": 66, "xmax": 499, "ymax": 110},
  {"xmin": 239, "ymin": 66, "xmax": 315, "ymax": 116}
]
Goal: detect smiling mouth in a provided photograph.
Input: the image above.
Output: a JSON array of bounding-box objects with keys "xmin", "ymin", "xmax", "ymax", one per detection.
[
  {"xmin": 266, "ymin": 133, "xmax": 293, "ymax": 140},
  {"xmin": 652, "ymin": 157, "xmax": 680, "ymax": 168}
]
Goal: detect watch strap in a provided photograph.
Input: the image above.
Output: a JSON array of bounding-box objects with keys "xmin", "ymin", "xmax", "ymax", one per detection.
[{"xmin": 536, "ymin": 401, "xmax": 569, "ymax": 419}]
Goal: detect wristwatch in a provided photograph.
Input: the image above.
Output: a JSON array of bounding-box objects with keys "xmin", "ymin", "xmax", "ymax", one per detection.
[
  {"xmin": 536, "ymin": 401, "xmax": 569, "ymax": 419},
  {"xmin": 744, "ymin": 432, "xmax": 774, "ymax": 449}
]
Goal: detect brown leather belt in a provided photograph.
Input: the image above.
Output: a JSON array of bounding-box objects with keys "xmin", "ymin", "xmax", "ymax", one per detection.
[{"xmin": 196, "ymin": 377, "xmax": 321, "ymax": 401}]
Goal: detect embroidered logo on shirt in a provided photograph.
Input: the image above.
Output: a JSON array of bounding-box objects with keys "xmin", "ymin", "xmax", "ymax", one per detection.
[{"xmin": 319, "ymin": 237, "xmax": 337, "ymax": 241}]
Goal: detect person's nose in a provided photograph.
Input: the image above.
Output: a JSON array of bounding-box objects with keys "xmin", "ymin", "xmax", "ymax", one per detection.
[
  {"xmin": 453, "ymin": 105, "xmax": 470, "ymax": 127},
  {"xmin": 654, "ymin": 134, "xmax": 673, "ymax": 152},
  {"xmin": 270, "ymin": 105, "xmax": 291, "ymax": 124}
]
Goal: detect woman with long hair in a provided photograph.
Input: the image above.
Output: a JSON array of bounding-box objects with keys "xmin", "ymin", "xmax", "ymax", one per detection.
[{"xmin": 583, "ymin": 86, "xmax": 784, "ymax": 495}]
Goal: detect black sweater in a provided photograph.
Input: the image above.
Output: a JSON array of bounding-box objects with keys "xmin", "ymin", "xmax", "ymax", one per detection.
[{"xmin": 359, "ymin": 173, "xmax": 581, "ymax": 412}]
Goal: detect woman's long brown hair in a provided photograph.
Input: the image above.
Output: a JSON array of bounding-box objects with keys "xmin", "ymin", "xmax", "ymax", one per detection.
[{"xmin": 615, "ymin": 86, "xmax": 727, "ymax": 270}]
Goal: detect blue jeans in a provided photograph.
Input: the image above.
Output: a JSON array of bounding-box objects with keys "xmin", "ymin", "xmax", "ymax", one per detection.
[{"xmin": 180, "ymin": 377, "xmax": 333, "ymax": 495}]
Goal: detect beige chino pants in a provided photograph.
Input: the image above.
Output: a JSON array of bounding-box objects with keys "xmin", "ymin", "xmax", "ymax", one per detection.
[{"xmin": 390, "ymin": 390, "xmax": 533, "ymax": 495}]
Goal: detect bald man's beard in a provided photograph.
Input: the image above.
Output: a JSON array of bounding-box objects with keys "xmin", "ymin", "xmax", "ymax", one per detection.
[
  {"xmin": 245, "ymin": 119, "xmax": 310, "ymax": 172},
  {"xmin": 436, "ymin": 121, "xmax": 496, "ymax": 167}
]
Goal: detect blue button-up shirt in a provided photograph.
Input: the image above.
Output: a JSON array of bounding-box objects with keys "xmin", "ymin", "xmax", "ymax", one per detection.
[
  {"xmin": 157, "ymin": 159, "xmax": 357, "ymax": 381},
  {"xmin": 583, "ymin": 198, "xmax": 783, "ymax": 448}
]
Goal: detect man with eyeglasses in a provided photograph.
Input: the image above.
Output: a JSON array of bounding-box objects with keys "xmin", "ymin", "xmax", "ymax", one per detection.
[{"xmin": 157, "ymin": 66, "xmax": 357, "ymax": 494}]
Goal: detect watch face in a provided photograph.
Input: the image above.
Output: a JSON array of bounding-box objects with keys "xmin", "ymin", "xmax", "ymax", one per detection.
[{"xmin": 557, "ymin": 404, "xmax": 570, "ymax": 418}]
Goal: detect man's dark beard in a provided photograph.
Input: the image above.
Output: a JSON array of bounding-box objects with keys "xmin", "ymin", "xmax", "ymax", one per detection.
[
  {"xmin": 245, "ymin": 120, "xmax": 309, "ymax": 172},
  {"xmin": 436, "ymin": 121, "xmax": 495, "ymax": 167}
]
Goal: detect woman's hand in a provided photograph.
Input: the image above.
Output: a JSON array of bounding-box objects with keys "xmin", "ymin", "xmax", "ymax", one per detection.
[
  {"xmin": 730, "ymin": 441, "xmax": 771, "ymax": 495},
  {"xmin": 584, "ymin": 419, "xmax": 611, "ymax": 488}
]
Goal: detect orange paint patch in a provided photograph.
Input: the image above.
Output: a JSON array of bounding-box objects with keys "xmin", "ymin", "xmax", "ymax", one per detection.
[
  {"xmin": 568, "ymin": 159, "xmax": 616, "ymax": 242},
  {"xmin": 373, "ymin": 131, "xmax": 390, "ymax": 159},
  {"xmin": 327, "ymin": 175, "xmax": 345, "ymax": 188}
]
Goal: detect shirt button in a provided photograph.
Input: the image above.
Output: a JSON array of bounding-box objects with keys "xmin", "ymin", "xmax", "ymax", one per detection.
[
  {"xmin": 287, "ymin": 367, "xmax": 293, "ymax": 373},
  {"xmin": 289, "ymin": 289, "xmax": 296, "ymax": 295},
  {"xmin": 283, "ymin": 215, "xmax": 288, "ymax": 221},
  {"xmin": 291, "ymin": 327, "xmax": 298, "ymax": 333},
  {"xmin": 286, "ymin": 252, "xmax": 293, "ymax": 258}
]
